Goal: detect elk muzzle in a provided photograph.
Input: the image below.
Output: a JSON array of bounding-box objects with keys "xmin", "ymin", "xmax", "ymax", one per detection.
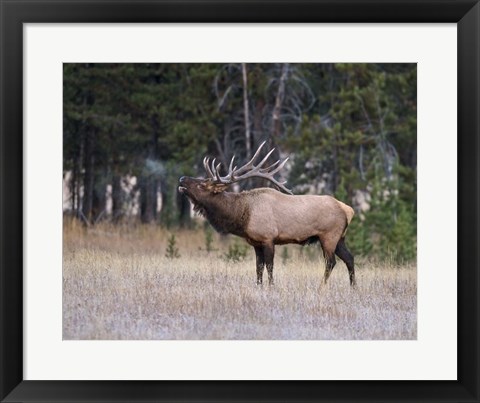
[{"xmin": 178, "ymin": 176, "xmax": 187, "ymax": 193}]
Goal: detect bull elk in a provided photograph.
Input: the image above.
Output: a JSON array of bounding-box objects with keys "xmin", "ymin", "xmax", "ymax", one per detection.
[{"xmin": 178, "ymin": 142, "xmax": 356, "ymax": 287}]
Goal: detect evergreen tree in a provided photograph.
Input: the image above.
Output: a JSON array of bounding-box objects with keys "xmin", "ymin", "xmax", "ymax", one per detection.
[{"xmin": 63, "ymin": 63, "xmax": 417, "ymax": 262}]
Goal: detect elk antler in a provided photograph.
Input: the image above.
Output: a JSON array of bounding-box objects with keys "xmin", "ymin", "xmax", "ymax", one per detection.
[{"xmin": 203, "ymin": 141, "xmax": 293, "ymax": 195}]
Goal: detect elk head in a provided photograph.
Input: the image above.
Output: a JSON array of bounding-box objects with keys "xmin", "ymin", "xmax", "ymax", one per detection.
[{"xmin": 178, "ymin": 141, "xmax": 293, "ymax": 203}]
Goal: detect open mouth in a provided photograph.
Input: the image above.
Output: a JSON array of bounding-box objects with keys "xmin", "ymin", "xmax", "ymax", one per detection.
[{"xmin": 178, "ymin": 186, "xmax": 187, "ymax": 193}]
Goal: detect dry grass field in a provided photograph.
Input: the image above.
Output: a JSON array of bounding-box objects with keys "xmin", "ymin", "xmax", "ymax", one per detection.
[{"xmin": 63, "ymin": 219, "xmax": 417, "ymax": 340}]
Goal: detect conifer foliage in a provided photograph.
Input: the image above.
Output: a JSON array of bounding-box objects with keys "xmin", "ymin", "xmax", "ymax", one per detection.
[{"xmin": 64, "ymin": 63, "xmax": 416, "ymax": 262}]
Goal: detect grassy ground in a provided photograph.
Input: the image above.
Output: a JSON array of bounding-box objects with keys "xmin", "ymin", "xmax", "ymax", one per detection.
[{"xmin": 63, "ymin": 219, "xmax": 417, "ymax": 340}]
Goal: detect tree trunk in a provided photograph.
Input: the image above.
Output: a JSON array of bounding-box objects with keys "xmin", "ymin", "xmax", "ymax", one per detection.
[
  {"xmin": 271, "ymin": 63, "xmax": 289, "ymax": 138},
  {"xmin": 69, "ymin": 167, "xmax": 77, "ymax": 214},
  {"xmin": 253, "ymin": 99, "xmax": 265, "ymax": 145},
  {"xmin": 140, "ymin": 116, "xmax": 160, "ymax": 224},
  {"xmin": 140, "ymin": 176, "xmax": 156, "ymax": 224},
  {"xmin": 92, "ymin": 168, "xmax": 107, "ymax": 223},
  {"xmin": 177, "ymin": 190, "xmax": 191, "ymax": 228},
  {"xmin": 159, "ymin": 176, "xmax": 172, "ymax": 227},
  {"xmin": 111, "ymin": 174, "xmax": 124, "ymax": 223},
  {"xmin": 75, "ymin": 137, "xmax": 83, "ymax": 217},
  {"xmin": 241, "ymin": 63, "xmax": 252, "ymax": 159},
  {"xmin": 81, "ymin": 128, "xmax": 95, "ymax": 224}
]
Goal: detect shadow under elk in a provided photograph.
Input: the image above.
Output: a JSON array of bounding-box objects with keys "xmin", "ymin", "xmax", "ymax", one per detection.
[{"xmin": 178, "ymin": 142, "xmax": 356, "ymax": 287}]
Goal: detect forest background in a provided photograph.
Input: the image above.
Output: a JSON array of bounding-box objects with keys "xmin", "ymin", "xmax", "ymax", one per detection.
[{"xmin": 63, "ymin": 63, "xmax": 417, "ymax": 263}]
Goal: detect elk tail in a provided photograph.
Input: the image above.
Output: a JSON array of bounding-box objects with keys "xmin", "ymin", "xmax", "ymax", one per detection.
[{"xmin": 337, "ymin": 201, "xmax": 354, "ymax": 237}]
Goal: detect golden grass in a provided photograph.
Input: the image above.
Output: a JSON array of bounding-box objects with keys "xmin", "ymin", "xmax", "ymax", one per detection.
[{"xmin": 63, "ymin": 219, "xmax": 417, "ymax": 340}]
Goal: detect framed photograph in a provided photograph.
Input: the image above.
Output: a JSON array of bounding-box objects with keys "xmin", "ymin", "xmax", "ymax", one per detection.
[{"xmin": 1, "ymin": 0, "xmax": 479, "ymax": 402}]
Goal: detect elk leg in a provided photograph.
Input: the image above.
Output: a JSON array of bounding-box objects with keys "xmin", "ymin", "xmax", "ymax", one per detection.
[
  {"xmin": 263, "ymin": 243, "xmax": 275, "ymax": 286},
  {"xmin": 323, "ymin": 253, "xmax": 337, "ymax": 284},
  {"xmin": 335, "ymin": 238, "xmax": 356, "ymax": 287},
  {"xmin": 254, "ymin": 246, "xmax": 265, "ymax": 285},
  {"xmin": 319, "ymin": 236, "xmax": 338, "ymax": 285}
]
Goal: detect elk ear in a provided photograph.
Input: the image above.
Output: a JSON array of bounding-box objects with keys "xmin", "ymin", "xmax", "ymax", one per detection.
[
  {"xmin": 211, "ymin": 184, "xmax": 228, "ymax": 194},
  {"xmin": 203, "ymin": 181, "xmax": 227, "ymax": 193}
]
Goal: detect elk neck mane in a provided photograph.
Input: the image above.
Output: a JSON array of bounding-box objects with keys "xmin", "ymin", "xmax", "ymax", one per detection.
[{"xmin": 189, "ymin": 189, "xmax": 268, "ymax": 236}]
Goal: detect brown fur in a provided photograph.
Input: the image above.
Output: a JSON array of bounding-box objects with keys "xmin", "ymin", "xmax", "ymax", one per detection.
[{"xmin": 178, "ymin": 176, "xmax": 356, "ymax": 287}]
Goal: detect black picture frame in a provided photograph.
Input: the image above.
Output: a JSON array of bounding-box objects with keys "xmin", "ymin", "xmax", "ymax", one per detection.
[{"xmin": 1, "ymin": 1, "xmax": 479, "ymax": 402}]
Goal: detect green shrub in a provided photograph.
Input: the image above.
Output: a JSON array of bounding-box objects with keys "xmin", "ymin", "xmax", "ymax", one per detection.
[
  {"xmin": 223, "ymin": 241, "xmax": 248, "ymax": 263},
  {"xmin": 201, "ymin": 225, "xmax": 217, "ymax": 253},
  {"xmin": 165, "ymin": 233, "xmax": 181, "ymax": 259}
]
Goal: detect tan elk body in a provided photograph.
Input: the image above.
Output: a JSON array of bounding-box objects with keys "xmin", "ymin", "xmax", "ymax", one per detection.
[{"xmin": 179, "ymin": 142, "xmax": 356, "ymax": 287}]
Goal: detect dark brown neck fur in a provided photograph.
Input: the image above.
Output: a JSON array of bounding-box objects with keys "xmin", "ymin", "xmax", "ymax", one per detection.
[{"xmin": 192, "ymin": 192, "xmax": 250, "ymax": 236}]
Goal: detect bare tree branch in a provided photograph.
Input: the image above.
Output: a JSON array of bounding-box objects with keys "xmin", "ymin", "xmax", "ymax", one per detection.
[
  {"xmin": 271, "ymin": 63, "xmax": 289, "ymax": 138},
  {"xmin": 241, "ymin": 63, "xmax": 252, "ymax": 159}
]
